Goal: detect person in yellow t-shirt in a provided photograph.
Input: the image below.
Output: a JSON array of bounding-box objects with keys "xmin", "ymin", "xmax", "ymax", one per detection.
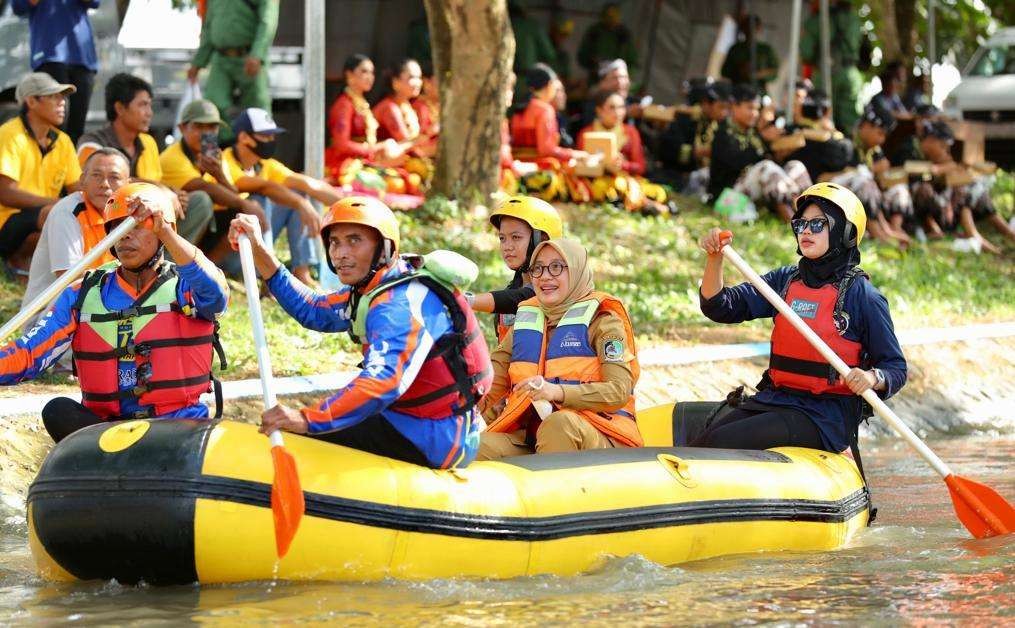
[
  {"xmin": 0, "ymin": 73, "xmax": 82, "ymax": 277},
  {"xmin": 78, "ymin": 73, "xmax": 214, "ymax": 246},
  {"xmin": 224, "ymin": 108, "xmax": 343, "ymax": 284},
  {"xmin": 160, "ymin": 99, "xmax": 265, "ymax": 264}
]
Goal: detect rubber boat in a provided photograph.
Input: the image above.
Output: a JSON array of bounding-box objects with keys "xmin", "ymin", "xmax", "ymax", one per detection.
[{"xmin": 27, "ymin": 403, "xmax": 870, "ymax": 584}]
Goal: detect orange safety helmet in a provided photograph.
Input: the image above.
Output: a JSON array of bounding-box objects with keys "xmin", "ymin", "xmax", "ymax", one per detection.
[
  {"xmin": 320, "ymin": 196, "xmax": 400, "ymax": 255},
  {"xmin": 103, "ymin": 182, "xmax": 176, "ymax": 233}
]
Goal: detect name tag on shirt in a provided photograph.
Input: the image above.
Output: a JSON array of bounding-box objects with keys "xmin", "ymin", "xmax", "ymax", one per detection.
[{"xmin": 790, "ymin": 299, "xmax": 819, "ymax": 319}]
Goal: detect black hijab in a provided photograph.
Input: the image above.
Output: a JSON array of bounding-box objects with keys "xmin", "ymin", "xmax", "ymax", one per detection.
[{"xmin": 793, "ymin": 196, "xmax": 861, "ymax": 288}]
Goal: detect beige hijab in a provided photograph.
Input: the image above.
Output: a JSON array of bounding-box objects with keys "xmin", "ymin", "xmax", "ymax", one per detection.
[{"xmin": 529, "ymin": 238, "xmax": 595, "ymax": 326}]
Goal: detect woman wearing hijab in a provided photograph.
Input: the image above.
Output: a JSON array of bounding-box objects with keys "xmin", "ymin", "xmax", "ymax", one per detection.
[
  {"xmin": 695, "ymin": 183, "xmax": 907, "ymax": 454},
  {"xmin": 466, "ymin": 196, "xmax": 564, "ymax": 343},
  {"xmin": 478, "ymin": 238, "xmax": 642, "ymax": 459}
]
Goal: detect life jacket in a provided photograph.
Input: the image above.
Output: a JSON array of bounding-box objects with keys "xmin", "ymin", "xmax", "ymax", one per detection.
[
  {"xmin": 72, "ymin": 199, "xmax": 115, "ymax": 269},
  {"xmin": 486, "ymin": 293, "xmax": 643, "ymax": 447},
  {"xmin": 348, "ymin": 254, "xmax": 493, "ymax": 418},
  {"xmin": 768, "ymin": 268, "xmax": 867, "ymax": 396},
  {"xmin": 71, "ymin": 264, "xmax": 226, "ymax": 420},
  {"xmin": 495, "ymin": 312, "xmax": 514, "ymax": 343}
]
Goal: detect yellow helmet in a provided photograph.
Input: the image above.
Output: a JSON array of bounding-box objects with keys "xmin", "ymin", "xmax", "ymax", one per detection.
[
  {"xmin": 794, "ymin": 182, "xmax": 866, "ymax": 246},
  {"xmin": 103, "ymin": 182, "xmax": 176, "ymax": 232},
  {"xmin": 321, "ymin": 196, "xmax": 400, "ymax": 253},
  {"xmin": 489, "ymin": 195, "xmax": 564, "ymax": 239}
]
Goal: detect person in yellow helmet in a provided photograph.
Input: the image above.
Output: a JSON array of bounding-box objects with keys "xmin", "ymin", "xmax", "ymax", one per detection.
[
  {"xmin": 694, "ymin": 182, "xmax": 907, "ymax": 460},
  {"xmin": 229, "ymin": 196, "xmax": 492, "ymax": 468},
  {"xmin": 467, "ymin": 195, "xmax": 563, "ymax": 343},
  {"xmin": 0, "ymin": 182, "xmax": 229, "ymax": 442}
]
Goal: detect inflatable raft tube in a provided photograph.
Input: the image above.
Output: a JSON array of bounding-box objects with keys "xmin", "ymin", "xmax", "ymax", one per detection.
[{"xmin": 28, "ymin": 403, "xmax": 870, "ymax": 584}]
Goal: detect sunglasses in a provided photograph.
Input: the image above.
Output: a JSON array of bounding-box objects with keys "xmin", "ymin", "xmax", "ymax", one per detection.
[
  {"xmin": 528, "ymin": 261, "xmax": 568, "ymax": 278},
  {"xmin": 791, "ymin": 217, "xmax": 829, "ymax": 235}
]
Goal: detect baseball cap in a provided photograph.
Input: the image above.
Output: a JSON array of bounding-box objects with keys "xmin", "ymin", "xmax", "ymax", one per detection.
[
  {"xmin": 180, "ymin": 99, "xmax": 225, "ymax": 126},
  {"xmin": 232, "ymin": 108, "xmax": 286, "ymax": 135},
  {"xmin": 15, "ymin": 72, "xmax": 76, "ymax": 105},
  {"xmin": 922, "ymin": 120, "xmax": 954, "ymax": 144}
]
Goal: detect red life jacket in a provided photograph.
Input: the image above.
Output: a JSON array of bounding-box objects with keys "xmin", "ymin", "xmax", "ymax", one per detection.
[
  {"xmin": 71, "ymin": 265, "xmax": 225, "ymax": 419},
  {"xmin": 768, "ymin": 269, "xmax": 866, "ymax": 396},
  {"xmin": 350, "ymin": 270, "xmax": 493, "ymax": 419}
]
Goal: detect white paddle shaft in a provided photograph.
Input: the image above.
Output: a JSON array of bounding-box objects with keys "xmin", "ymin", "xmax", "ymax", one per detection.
[
  {"xmin": 721, "ymin": 244, "xmax": 953, "ymax": 478},
  {"xmin": 238, "ymin": 235, "xmax": 283, "ymax": 448},
  {"xmin": 0, "ymin": 216, "xmax": 138, "ymax": 342}
]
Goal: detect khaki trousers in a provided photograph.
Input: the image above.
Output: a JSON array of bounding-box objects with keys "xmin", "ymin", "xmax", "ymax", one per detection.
[{"xmin": 477, "ymin": 410, "xmax": 614, "ymax": 460}]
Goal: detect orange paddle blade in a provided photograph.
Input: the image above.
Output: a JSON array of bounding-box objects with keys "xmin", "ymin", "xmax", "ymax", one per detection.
[
  {"xmin": 944, "ymin": 474, "xmax": 1015, "ymax": 539},
  {"xmin": 270, "ymin": 445, "xmax": 305, "ymax": 557}
]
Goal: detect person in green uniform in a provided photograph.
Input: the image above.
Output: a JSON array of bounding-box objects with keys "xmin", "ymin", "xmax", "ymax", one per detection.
[
  {"xmin": 188, "ymin": 0, "xmax": 279, "ymax": 132},
  {"xmin": 721, "ymin": 15, "xmax": 779, "ymax": 93},
  {"xmin": 577, "ymin": 3, "xmax": 638, "ymax": 84},
  {"xmin": 509, "ymin": 1, "xmax": 557, "ymax": 101},
  {"xmin": 800, "ymin": 0, "xmax": 863, "ymax": 132}
]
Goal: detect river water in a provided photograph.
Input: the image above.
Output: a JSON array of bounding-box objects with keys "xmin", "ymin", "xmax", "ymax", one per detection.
[{"xmin": 1, "ymin": 437, "xmax": 1012, "ymax": 626}]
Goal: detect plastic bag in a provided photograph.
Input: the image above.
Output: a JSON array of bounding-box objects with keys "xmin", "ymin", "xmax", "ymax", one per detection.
[{"xmin": 173, "ymin": 81, "xmax": 203, "ymax": 141}]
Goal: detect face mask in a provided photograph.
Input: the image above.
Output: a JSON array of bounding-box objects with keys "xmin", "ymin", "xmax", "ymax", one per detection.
[{"xmin": 252, "ymin": 137, "xmax": 277, "ymax": 159}]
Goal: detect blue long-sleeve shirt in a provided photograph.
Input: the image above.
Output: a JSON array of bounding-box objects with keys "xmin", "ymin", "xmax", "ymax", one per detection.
[
  {"xmin": 13, "ymin": 0, "xmax": 99, "ymax": 71},
  {"xmin": 0, "ymin": 261, "xmax": 228, "ymax": 418},
  {"xmin": 267, "ymin": 262, "xmax": 480, "ymax": 468},
  {"xmin": 700, "ymin": 265, "xmax": 907, "ymax": 451}
]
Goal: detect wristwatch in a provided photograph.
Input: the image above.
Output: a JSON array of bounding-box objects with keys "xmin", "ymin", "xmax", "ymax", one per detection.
[
  {"xmin": 872, "ymin": 368, "xmax": 886, "ymax": 390},
  {"xmin": 464, "ymin": 291, "xmax": 475, "ymax": 306}
]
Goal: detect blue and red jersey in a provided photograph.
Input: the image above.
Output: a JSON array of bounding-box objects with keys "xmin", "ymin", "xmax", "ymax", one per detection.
[
  {"xmin": 0, "ymin": 261, "xmax": 228, "ymax": 418},
  {"xmin": 267, "ymin": 261, "xmax": 482, "ymax": 468}
]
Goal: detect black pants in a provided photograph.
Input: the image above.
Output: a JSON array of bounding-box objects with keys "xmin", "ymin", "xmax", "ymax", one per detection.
[
  {"xmin": 308, "ymin": 413, "xmax": 431, "ymax": 467},
  {"xmin": 690, "ymin": 402, "xmax": 828, "ymax": 452},
  {"xmin": 41, "ymin": 397, "xmax": 105, "ymax": 443},
  {"xmin": 36, "ymin": 62, "xmax": 95, "ymax": 143},
  {"xmin": 0, "ymin": 206, "xmax": 40, "ymax": 259}
]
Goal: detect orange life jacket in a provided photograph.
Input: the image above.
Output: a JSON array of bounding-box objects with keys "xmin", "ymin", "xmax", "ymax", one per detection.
[
  {"xmin": 768, "ymin": 269, "xmax": 866, "ymax": 396},
  {"xmin": 486, "ymin": 293, "xmax": 643, "ymax": 447},
  {"xmin": 73, "ymin": 198, "xmax": 115, "ymax": 269}
]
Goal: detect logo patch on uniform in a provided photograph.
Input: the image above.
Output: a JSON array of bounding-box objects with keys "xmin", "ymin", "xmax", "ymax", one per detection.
[
  {"xmin": 790, "ymin": 299, "xmax": 819, "ymax": 319},
  {"xmin": 602, "ymin": 339, "xmax": 624, "ymax": 362}
]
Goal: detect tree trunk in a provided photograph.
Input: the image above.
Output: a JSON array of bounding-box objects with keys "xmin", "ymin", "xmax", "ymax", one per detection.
[
  {"xmin": 875, "ymin": 0, "xmax": 903, "ymax": 63},
  {"xmin": 424, "ymin": 0, "xmax": 514, "ymax": 205},
  {"xmin": 893, "ymin": 0, "xmax": 917, "ymax": 68}
]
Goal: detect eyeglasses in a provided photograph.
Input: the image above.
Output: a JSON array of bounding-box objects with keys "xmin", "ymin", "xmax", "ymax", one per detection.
[
  {"xmin": 791, "ymin": 217, "xmax": 829, "ymax": 235},
  {"xmin": 528, "ymin": 261, "xmax": 568, "ymax": 278}
]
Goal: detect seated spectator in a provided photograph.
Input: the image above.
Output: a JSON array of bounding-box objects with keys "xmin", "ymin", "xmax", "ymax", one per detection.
[
  {"xmin": 709, "ymin": 84, "xmax": 811, "ymax": 220},
  {"xmin": 160, "ymin": 99, "xmax": 265, "ymax": 264},
  {"xmin": 655, "ymin": 79, "xmax": 729, "ymax": 192},
  {"xmin": 412, "ymin": 63, "xmax": 440, "ymax": 146},
  {"xmin": 869, "ymin": 61, "xmax": 908, "ymax": 116},
  {"xmin": 577, "ymin": 58, "xmax": 637, "ymax": 131},
  {"xmin": 21, "ymin": 148, "xmax": 127, "ymax": 331},
  {"xmin": 912, "ymin": 121, "xmax": 1015, "ymax": 254},
  {"xmin": 0, "ymin": 73, "xmax": 82, "ymax": 278},
  {"xmin": 373, "ymin": 58, "xmax": 435, "ymax": 184},
  {"xmin": 325, "ymin": 54, "xmax": 423, "ymax": 199},
  {"xmin": 552, "ymin": 78, "xmax": 575, "ymax": 148},
  {"xmin": 223, "ymin": 108, "xmax": 343, "ymax": 285},
  {"xmin": 780, "ymin": 90, "xmax": 853, "ymax": 182},
  {"xmin": 828, "ymin": 106, "xmax": 911, "ymax": 246},
  {"xmin": 78, "ymin": 73, "xmax": 213, "ymax": 246},
  {"xmin": 478, "ymin": 238, "xmax": 642, "ymax": 458},
  {"xmin": 889, "ymin": 103, "xmax": 938, "ymax": 166}
]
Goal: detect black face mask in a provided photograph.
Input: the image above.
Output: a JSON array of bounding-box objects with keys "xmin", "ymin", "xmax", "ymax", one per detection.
[{"xmin": 252, "ymin": 137, "xmax": 277, "ymax": 159}]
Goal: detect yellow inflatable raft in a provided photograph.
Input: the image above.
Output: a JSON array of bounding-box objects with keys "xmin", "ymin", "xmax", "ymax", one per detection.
[{"xmin": 28, "ymin": 403, "xmax": 870, "ymax": 584}]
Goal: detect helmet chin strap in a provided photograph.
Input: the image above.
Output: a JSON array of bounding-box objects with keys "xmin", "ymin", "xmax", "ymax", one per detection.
[
  {"xmin": 352, "ymin": 240, "xmax": 394, "ymax": 291},
  {"xmin": 520, "ymin": 229, "xmax": 546, "ymax": 273}
]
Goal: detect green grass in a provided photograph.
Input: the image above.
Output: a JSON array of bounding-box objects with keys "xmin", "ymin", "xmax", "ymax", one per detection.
[{"xmin": 1, "ymin": 191, "xmax": 1012, "ymax": 383}]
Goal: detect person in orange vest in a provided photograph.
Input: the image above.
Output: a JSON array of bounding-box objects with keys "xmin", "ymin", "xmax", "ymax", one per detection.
[
  {"xmin": 0, "ymin": 182, "xmax": 228, "ymax": 443},
  {"xmin": 478, "ymin": 238, "xmax": 642, "ymax": 458},
  {"xmin": 466, "ymin": 195, "xmax": 563, "ymax": 343},
  {"xmin": 696, "ymin": 182, "xmax": 907, "ymax": 459}
]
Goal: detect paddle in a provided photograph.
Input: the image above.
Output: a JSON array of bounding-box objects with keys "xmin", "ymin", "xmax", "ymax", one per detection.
[
  {"xmin": 0, "ymin": 216, "xmax": 138, "ymax": 342},
  {"xmin": 717, "ymin": 230, "xmax": 1014, "ymax": 539},
  {"xmin": 237, "ymin": 234, "xmax": 305, "ymax": 557}
]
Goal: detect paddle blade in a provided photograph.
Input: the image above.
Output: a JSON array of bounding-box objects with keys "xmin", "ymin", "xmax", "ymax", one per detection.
[
  {"xmin": 944, "ymin": 474, "xmax": 1015, "ymax": 539},
  {"xmin": 270, "ymin": 445, "xmax": 305, "ymax": 557}
]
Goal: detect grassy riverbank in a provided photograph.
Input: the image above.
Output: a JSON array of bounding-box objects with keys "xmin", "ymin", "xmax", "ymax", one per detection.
[{"xmin": 0, "ymin": 194, "xmax": 1012, "ymax": 386}]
